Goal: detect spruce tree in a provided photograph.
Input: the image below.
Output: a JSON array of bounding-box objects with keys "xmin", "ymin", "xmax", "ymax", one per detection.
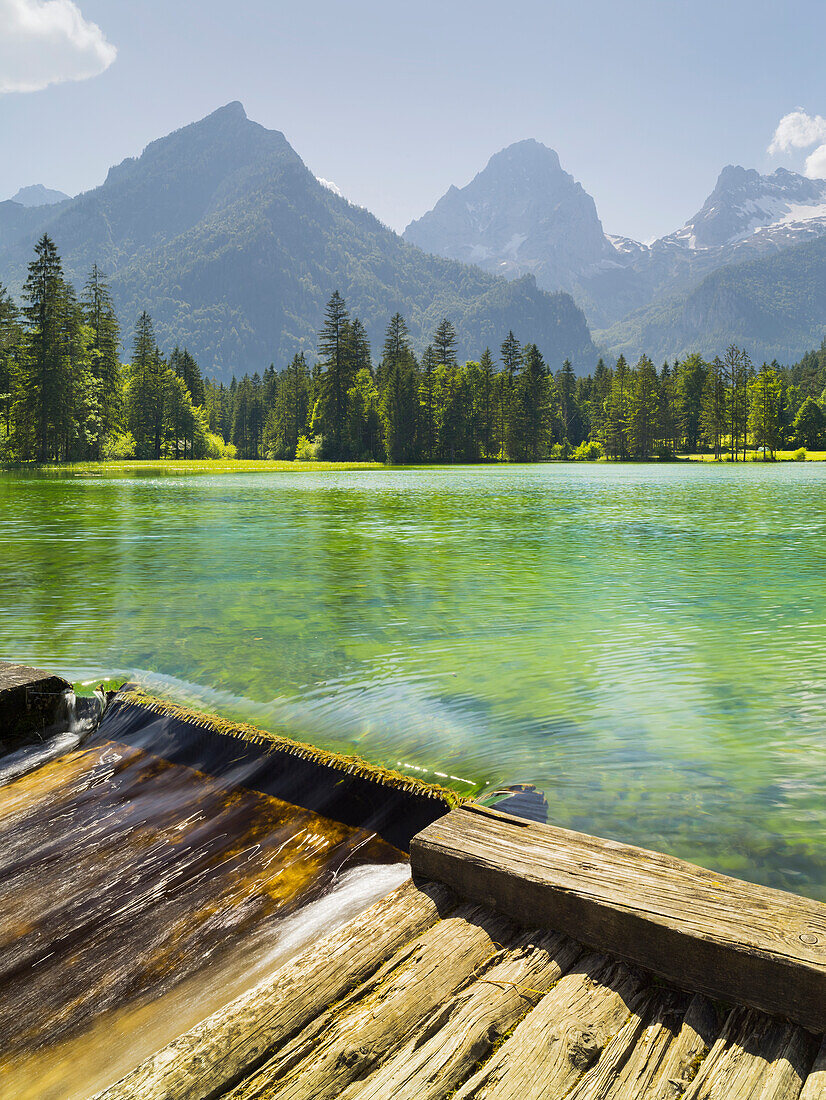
[
  {"xmin": 264, "ymin": 353, "xmax": 309, "ymax": 458},
  {"xmin": 476, "ymin": 349, "xmax": 495, "ymax": 459},
  {"xmin": 627, "ymin": 355, "xmax": 660, "ymax": 459},
  {"xmin": 433, "ymin": 318, "xmax": 458, "ymax": 368},
  {"xmin": 82, "ymin": 265, "xmax": 121, "ymax": 455},
  {"xmin": 317, "ymin": 291, "xmax": 353, "ymax": 457},
  {"xmin": 603, "ymin": 355, "xmax": 630, "ymax": 460},
  {"xmin": 418, "ymin": 344, "xmax": 437, "ymax": 461},
  {"xmin": 0, "ymin": 284, "xmax": 21, "ymax": 442},
  {"xmin": 509, "ymin": 343, "xmax": 552, "ymax": 461},
  {"xmin": 500, "ymin": 330, "xmax": 522, "ymax": 377},
  {"xmin": 748, "ymin": 363, "xmax": 784, "ymax": 457},
  {"xmin": 16, "ymin": 235, "xmax": 72, "ymax": 462},
  {"xmin": 701, "ymin": 357, "xmax": 726, "ymax": 458},
  {"xmin": 556, "ymin": 358, "xmax": 576, "ymax": 444}
]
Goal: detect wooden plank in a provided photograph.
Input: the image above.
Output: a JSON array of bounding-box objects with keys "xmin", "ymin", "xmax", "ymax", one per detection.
[
  {"xmin": 682, "ymin": 1006, "xmax": 819, "ymax": 1100},
  {"xmin": 642, "ymin": 994, "xmax": 720, "ymax": 1100},
  {"xmin": 93, "ymin": 880, "xmax": 455, "ymax": 1100},
  {"xmin": 799, "ymin": 1038, "xmax": 826, "ymax": 1100},
  {"xmin": 0, "ymin": 661, "xmax": 71, "ymax": 750},
  {"xmin": 411, "ymin": 804, "xmax": 826, "ymax": 1031},
  {"xmin": 562, "ymin": 991, "xmax": 717, "ymax": 1100},
  {"xmin": 450, "ymin": 952, "xmax": 646, "ymax": 1099},
  {"xmin": 343, "ymin": 929, "xmax": 582, "ymax": 1100},
  {"xmin": 224, "ymin": 903, "xmax": 520, "ymax": 1100}
]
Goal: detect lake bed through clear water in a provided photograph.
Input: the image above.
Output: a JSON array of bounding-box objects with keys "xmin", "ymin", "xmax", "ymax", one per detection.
[{"xmin": 2, "ymin": 462, "xmax": 825, "ymax": 898}]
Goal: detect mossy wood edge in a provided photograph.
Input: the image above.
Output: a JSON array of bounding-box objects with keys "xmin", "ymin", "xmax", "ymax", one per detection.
[
  {"xmin": 115, "ymin": 688, "xmax": 465, "ymax": 806},
  {"xmin": 410, "ymin": 804, "xmax": 826, "ymax": 1033}
]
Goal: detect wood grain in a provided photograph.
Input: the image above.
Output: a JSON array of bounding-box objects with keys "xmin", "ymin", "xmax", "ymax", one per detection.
[
  {"xmin": 411, "ymin": 804, "xmax": 826, "ymax": 1031},
  {"xmin": 344, "ymin": 929, "xmax": 582, "ymax": 1100},
  {"xmin": 451, "ymin": 952, "xmax": 646, "ymax": 1099},
  {"xmin": 682, "ymin": 1006, "xmax": 819, "ymax": 1100},
  {"xmin": 93, "ymin": 879, "xmax": 454, "ymax": 1100},
  {"xmin": 224, "ymin": 904, "xmax": 519, "ymax": 1100},
  {"xmin": 799, "ymin": 1038, "xmax": 826, "ymax": 1100}
]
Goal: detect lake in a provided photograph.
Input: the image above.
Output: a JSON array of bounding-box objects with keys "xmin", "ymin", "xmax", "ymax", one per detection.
[{"xmin": 2, "ymin": 463, "xmax": 825, "ymax": 898}]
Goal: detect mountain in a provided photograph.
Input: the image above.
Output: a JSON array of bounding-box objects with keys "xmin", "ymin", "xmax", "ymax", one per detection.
[
  {"xmin": 597, "ymin": 232, "xmax": 826, "ymax": 366},
  {"xmin": 0, "ymin": 105, "xmax": 597, "ymax": 378},
  {"xmin": 658, "ymin": 166, "xmax": 826, "ymax": 251},
  {"xmin": 9, "ymin": 184, "xmax": 71, "ymax": 207},
  {"xmin": 406, "ymin": 145, "xmax": 826, "ymax": 357},
  {"xmin": 404, "ymin": 140, "xmax": 617, "ymax": 295}
]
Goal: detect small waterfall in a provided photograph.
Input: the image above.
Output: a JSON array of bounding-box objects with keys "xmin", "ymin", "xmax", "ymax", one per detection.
[{"xmin": 0, "ymin": 688, "xmax": 102, "ymax": 788}]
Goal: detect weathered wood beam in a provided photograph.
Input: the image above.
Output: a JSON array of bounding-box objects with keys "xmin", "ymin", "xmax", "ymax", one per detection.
[
  {"xmin": 93, "ymin": 880, "xmax": 455, "ymax": 1100},
  {"xmin": 451, "ymin": 952, "xmax": 647, "ymax": 1099},
  {"xmin": 0, "ymin": 662, "xmax": 71, "ymax": 751},
  {"xmin": 411, "ymin": 805, "xmax": 826, "ymax": 1032},
  {"xmin": 344, "ymin": 929, "xmax": 582, "ymax": 1100},
  {"xmin": 563, "ymin": 991, "xmax": 718, "ymax": 1100},
  {"xmin": 800, "ymin": 1038, "xmax": 826, "ymax": 1100},
  {"xmin": 681, "ymin": 1006, "xmax": 819, "ymax": 1100},
  {"xmin": 225, "ymin": 903, "xmax": 520, "ymax": 1100}
]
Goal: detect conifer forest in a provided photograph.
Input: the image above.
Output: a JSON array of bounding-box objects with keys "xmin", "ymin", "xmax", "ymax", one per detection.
[{"xmin": 2, "ymin": 235, "xmax": 825, "ymax": 466}]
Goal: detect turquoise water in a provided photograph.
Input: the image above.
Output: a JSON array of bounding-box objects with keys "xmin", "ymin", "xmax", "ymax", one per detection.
[{"xmin": 2, "ymin": 464, "xmax": 825, "ymax": 897}]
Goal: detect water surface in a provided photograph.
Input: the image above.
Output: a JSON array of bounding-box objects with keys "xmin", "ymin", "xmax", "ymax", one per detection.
[{"xmin": 2, "ymin": 463, "xmax": 825, "ymax": 897}]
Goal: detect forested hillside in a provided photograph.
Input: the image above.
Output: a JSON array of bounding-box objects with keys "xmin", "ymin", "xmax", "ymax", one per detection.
[
  {"xmin": 600, "ymin": 234, "xmax": 826, "ymax": 365},
  {"xmin": 0, "ymin": 103, "xmax": 596, "ymax": 378},
  {"xmin": 3, "ymin": 235, "xmax": 824, "ymax": 467}
]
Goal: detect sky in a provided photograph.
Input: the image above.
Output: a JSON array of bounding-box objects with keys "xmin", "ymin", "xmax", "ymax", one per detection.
[{"xmin": 1, "ymin": 0, "xmax": 825, "ymax": 242}]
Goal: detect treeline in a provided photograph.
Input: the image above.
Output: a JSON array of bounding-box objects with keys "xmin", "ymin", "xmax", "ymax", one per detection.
[
  {"xmin": 0, "ymin": 236, "xmax": 214, "ymax": 463},
  {"xmin": 2, "ymin": 235, "xmax": 826, "ymax": 465}
]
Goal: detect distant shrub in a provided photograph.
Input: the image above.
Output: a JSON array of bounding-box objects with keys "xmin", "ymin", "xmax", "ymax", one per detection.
[
  {"xmin": 204, "ymin": 432, "xmax": 237, "ymax": 459},
  {"xmin": 101, "ymin": 431, "xmax": 136, "ymax": 460},
  {"xmin": 573, "ymin": 440, "xmax": 603, "ymax": 461},
  {"xmin": 205, "ymin": 432, "xmax": 224, "ymax": 458},
  {"xmin": 295, "ymin": 435, "xmax": 321, "ymax": 461},
  {"xmin": 793, "ymin": 447, "xmax": 807, "ymax": 461}
]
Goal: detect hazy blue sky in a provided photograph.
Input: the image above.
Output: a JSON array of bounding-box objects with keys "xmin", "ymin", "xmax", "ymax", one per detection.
[{"xmin": 1, "ymin": 0, "xmax": 825, "ymax": 240}]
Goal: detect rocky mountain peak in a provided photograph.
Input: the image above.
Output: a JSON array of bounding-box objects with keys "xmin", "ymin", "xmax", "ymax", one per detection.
[{"xmin": 403, "ymin": 139, "xmax": 615, "ymax": 293}]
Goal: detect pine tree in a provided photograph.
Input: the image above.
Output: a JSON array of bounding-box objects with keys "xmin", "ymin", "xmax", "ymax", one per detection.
[
  {"xmin": 264, "ymin": 353, "xmax": 309, "ymax": 458},
  {"xmin": 748, "ymin": 364, "xmax": 784, "ymax": 457},
  {"xmin": 418, "ymin": 344, "xmax": 437, "ymax": 461},
  {"xmin": 627, "ymin": 355, "xmax": 660, "ymax": 459},
  {"xmin": 603, "ymin": 355, "xmax": 630, "ymax": 460},
  {"xmin": 509, "ymin": 343, "xmax": 552, "ymax": 461},
  {"xmin": 15, "ymin": 235, "xmax": 74, "ymax": 462},
  {"xmin": 82, "ymin": 265, "xmax": 121, "ymax": 455},
  {"xmin": 500, "ymin": 330, "xmax": 522, "ymax": 377},
  {"xmin": 476, "ymin": 349, "xmax": 495, "ymax": 459},
  {"xmin": 316, "ymin": 291, "xmax": 353, "ymax": 457},
  {"xmin": 701, "ymin": 357, "xmax": 726, "ymax": 458},
  {"xmin": 556, "ymin": 358, "xmax": 576, "ymax": 444},
  {"xmin": 433, "ymin": 318, "xmax": 458, "ymax": 369},
  {"xmin": 0, "ymin": 284, "xmax": 21, "ymax": 442}
]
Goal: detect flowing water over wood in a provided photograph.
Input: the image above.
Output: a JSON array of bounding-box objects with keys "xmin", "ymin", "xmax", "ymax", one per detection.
[{"xmin": 0, "ymin": 737, "xmax": 405, "ymax": 1099}]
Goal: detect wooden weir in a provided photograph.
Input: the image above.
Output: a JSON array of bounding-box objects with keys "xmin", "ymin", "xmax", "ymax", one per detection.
[{"xmin": 97, "ymin": 804, "xmax": 826, "ymax": 1100}]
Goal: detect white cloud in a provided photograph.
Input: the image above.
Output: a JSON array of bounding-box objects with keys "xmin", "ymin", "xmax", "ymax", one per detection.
[
  {"xmin": 768, "ymin": 109, "xmax": 826, "ymax": 155},
  {"xmin": 805, "ymin": 144, "xmax": 826, "ymax": 180},
  {"xmin": 0, "ymin": 0, "xmax": 116, "ymax": 94}
]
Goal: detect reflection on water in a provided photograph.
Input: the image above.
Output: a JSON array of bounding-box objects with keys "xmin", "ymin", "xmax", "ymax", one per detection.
[
  {"xmin": 0, "ymin": 740, "xmax": 403, "ymax": 1099},
  {"xmin": 1, "ymin": 463, "xmax": 826, "ymax": 896}
]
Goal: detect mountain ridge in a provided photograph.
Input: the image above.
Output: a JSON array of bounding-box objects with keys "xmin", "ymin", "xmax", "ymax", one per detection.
[{"xmin": 0, "ymin": 105, "xmax": 597, "ymax": 377}]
